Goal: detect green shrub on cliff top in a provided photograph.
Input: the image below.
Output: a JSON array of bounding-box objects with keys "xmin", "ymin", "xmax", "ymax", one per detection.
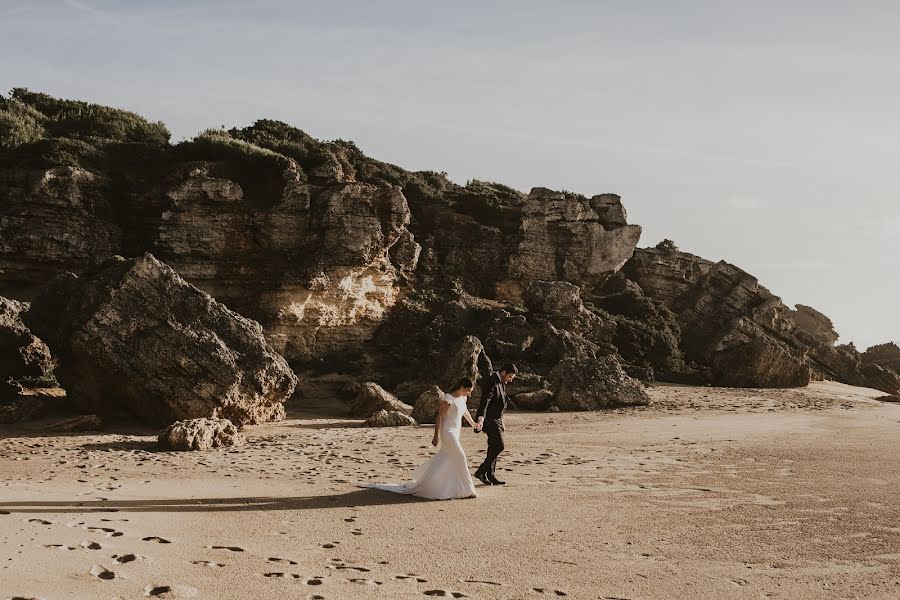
[
  {"xmin": 9, "ymin": 88, "xmax": 170, "ymax": 146},
  {"xmin": 0, "ymin": 96, "xmax": 47, "ymax": 149}
]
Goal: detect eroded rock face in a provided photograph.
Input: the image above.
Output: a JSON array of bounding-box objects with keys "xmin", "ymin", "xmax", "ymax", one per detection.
[
  {"xmin": 440, "ymin": 335, "xmax": 493, "ymax": 393},
  {"xmin": 0, "ymin": 296, "xmax": 52, "ymax": 378},
  {"xmin": 25, "ymin": 253, "xmax": 297, "ymax": 426},
  {"xmin": 498, "ymin": 188, "xmax": 642, "ymax": 302},
  {"xmin": 411, "ymin": 385, "xmax": 444, "ymax": 424},
  {"xmin": 789, "ymin": 305, "xmax": 839, "ymax": 346},
  {"xmin": 549, "ymin": 351, "xmax": 649, "ymax": 410},
  {"xmin": 0, "ymin": 167, "xmax": 120, "ymax": 299},
  {"xmin": 862, "ymin": 342, "xmax": 900, "ymax": 373},
  {"xmin": 158, "ymin": 418, "xmax": 246, "ymax": 451},
  {"xmin": 134, "ymin": 164, "xmax": 420, "ymax": 364},
  {"xmin": 349, "ymin": 382, "xmax": 412, "ymax": 418},
  {"xmin": 363, "ymin": 409, "xmax": 417, "ymax": 427}
]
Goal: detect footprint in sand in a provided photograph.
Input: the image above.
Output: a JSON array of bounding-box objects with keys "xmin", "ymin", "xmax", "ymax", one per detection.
[
  {"xmin": 80, "ymin": 541, "xmax": 102, "ymax": 550},
  {"xmin": 209, "ymin": 545, "xmax": 244, "ymax": 552},
  {"xmin": 88, "ymin": 526, "xmax": 123, "ymax": 537},
  {"xmin": 113, "ymin": 553, "xmax": 142, "ymax": 564},
  {"xmin": 321, "ymin": 542, "xmax": 338, "ymax": 549},
  {"xmin": 27, "ymin": 518, "xmax": 52, "ymax": 525},
  {"xmin": 89, "ymin": 564, "xmax": 119, "ymax": 580},
  {"xmin": 348, "ymin": 578, "xmax": 382, "ymax": 585},
  {"xmin": 143, "ymin": 584, "xmax": 198, "ymax": 598},
  {"xmin": 533, "ymin": 588, "xmax": 567, "ymax": 596},
  {"xmin": 424, "ymin": 591, "xmax": 467, "ymax": 598},
  {"xmin": 44, "ymin": 543, "xmax": 78, "ymax": 551},
  {"xmin": 396, "ymin": 574, "xmax": 428, "ymax": 583},
  {"xmin": 143, "ymin": 536, "xmax": 172, "ymax": 544},
  {"xmin": 268, "ymin": 557, "xmax": 298, "ymax": 565},
  {"xmin": 464, "ymin": 579, "xmax": 502, "ymax": 586},
  {"xmin": 191, "ymin": 560, "xmax": 225, "ymax": 568}
]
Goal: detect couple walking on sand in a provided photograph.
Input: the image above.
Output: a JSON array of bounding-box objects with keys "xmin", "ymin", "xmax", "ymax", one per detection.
[{"xmin": 359, "ymin": 363, "xmax": 518, "ymax": 500}]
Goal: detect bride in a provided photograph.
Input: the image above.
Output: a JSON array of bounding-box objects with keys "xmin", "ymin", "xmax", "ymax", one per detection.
[{"xmin": 359, "ymin": 377, "xmax": 481, "ymax": 500}]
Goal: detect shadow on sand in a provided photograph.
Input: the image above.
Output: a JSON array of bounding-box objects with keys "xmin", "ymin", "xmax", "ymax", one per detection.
[{"xmin": 0, "ymin": 488, "xmax": 451, "ymax": 515}]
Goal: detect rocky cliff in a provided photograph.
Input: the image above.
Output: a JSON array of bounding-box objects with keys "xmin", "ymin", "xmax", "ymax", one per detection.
[{"xmin": 1, "ymin": 89, "xmax": 898, "ymax": 409}]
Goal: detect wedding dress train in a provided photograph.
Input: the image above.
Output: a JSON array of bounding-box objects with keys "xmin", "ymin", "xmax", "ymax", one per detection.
[{"xmin": 359, "ymin": 393, "xmax": 477, "ymax": 500}]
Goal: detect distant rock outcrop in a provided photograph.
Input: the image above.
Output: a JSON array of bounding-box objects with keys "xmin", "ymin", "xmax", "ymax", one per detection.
[{"xmin": 25, "ymin": 253, "xmax": 297, "ymax": 426}]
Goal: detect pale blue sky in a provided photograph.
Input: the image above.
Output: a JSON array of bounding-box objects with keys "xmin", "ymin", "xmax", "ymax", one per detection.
[{"xmin": 2, "ymin": 0, "xmax": 898, "ymax": 348}]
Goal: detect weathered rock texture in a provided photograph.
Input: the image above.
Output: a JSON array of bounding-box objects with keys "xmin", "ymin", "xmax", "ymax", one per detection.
[
  {"xmin": 349, "ymin": 382, "xmax": 412, "ymax": 418},
  {"xmin": 497, "ymin": 189, "xmax": 642, "ymax": 303},
  {"xmin": 549, "ymin": 352, "xmax": 650, "ymax": 410},
  {"xmin": 0, "ymin": 167, "xmax": 121, "ymax": 299},
  {"xmin": 411, "ymin": 385, "xmax": 445, "ymax": 424},
  {"xmin": 25, "ymin": 253, "xmax": 297, "ymax": 425},
  {"xmin": 363, "ymin": 409, "xmax": 417, "ymax": 427},
  {"xmin": 0, "ymin": 296, "xmax": 52, "ymax": 378},
  {"xmin": 158, "ymin": 418, "xmax": 246, "ymax": 450},
  {"xmin": 4, "ymin": 91, "xmax": 893, "ymax": 402},
  {"xmin": 619, "ymin": 240, "xmax": 900, "ymax": 392}
]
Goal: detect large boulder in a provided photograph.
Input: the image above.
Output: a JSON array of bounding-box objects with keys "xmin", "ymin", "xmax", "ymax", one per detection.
[
  {"xmin": 158, "ymin": 418, "xmax": 246, "ymax": 451},
  {"xmin": 512, "ymin": 388, "xmax": 554, "ymax": 411},
  {"xmin": 349, "ymin": 382, "xmax": 412, "ymax": 418},
  {"xmin": 0, "ymin": 297, "xmax": 53, "ymax": 378},
  {"xmin": 25, "ymin": 253, "xmax": 297, "ymax": 426},
  {"xmin": 440, "ymin": 335, "xmax": 493, "ymax": 392},
  {"xmin": 363, "ymin": 409, "xmax": 417, "ymax": 427},
  {"xmin": 411, "ymin": 385, "xmax": 444, "ymax": 424},
  {"xmin": 549, "ymin": 351, "xmax": 650, "ymax": 410}
]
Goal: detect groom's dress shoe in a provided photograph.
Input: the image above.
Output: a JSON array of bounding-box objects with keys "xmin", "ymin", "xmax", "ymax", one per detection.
[
  {"xmin": 487, "ymin": 475, "xmax": 506, "ymax": 485},
  {"xmin": 475, "ymin": 472, "xmax": 493, "ymax": 486}
]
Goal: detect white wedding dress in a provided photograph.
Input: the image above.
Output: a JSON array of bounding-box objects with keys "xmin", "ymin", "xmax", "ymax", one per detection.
[{"xmin": 359, "ymin": 393, "xmax": 477, "ymax": 500}]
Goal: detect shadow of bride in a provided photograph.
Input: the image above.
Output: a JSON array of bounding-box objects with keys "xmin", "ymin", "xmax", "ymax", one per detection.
[{"xmin": 0, "ymin": 488, "xmax": 453, "ymax": 515}]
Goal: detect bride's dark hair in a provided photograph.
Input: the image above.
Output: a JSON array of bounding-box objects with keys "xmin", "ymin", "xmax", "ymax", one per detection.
[{"xmin": 454, "ymin": 377, "xmax": 474, "ymax": 391}]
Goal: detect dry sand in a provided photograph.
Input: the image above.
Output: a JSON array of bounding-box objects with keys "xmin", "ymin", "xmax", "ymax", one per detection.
[{"xmin": 1, "ymin": 381, "xmax": 899, "ymax": 599}]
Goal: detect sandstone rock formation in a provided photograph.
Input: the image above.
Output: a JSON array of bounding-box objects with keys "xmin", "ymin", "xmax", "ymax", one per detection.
[
  {"xmin": 411, "ymin": 385, "xmax": 444, "ymax": 424},
  {"xmin": 363, "ymin": 409, "xmax": 417, "ymax": 427},
  {"xmin": 549, "ymin": 352, "xmax": 650, "ymax": 410},
  {"xmin": 0, "ymin": 167, "xmax": 121, "ymax": 300},
  {"xmin": 25, "ymin": 253, "xmax": 297, "ymax": 425},
  {"xmin": 862, "ymin": 342, "xmax": 900, "ymax": 373},
  {"xmin": 497, "ymin": 189, "xmax": 642, "ymax": 302},
  {"xmin": 349, "ymin": 382, "xmax": 412, "ymax": 418},
  {"xmin": 158, "ymin": 418, "xmax": 246, "ymax": 451},
  {"xmin": 512, "ymin": 388, "xmax": 554, "ymax": 411},
  {"xmin": 0, "ymin": 296, "xmax": 52, "ymax": 379}
]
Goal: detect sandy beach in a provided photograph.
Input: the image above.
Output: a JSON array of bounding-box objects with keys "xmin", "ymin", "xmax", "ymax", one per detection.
[{"xmin": 1, "ymin": 381, "xmax": 899, "ymax": 600}]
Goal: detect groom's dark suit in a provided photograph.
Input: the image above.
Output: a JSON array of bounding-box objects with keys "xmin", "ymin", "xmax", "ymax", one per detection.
[{"xmin": 475, "ymin": 372, "xmax": 508, "ymax": 480}]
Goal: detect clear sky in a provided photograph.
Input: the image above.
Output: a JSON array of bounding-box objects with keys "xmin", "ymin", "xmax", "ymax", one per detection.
[{"xmin": 2, "ymin": 0, "xmax": 898, "ymax": 348}]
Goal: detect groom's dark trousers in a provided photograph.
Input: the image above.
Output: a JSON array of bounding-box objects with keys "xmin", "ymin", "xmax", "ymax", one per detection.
[{"xmin": 475, "ymin": 373, "xmax": 508, "ymax": 479}]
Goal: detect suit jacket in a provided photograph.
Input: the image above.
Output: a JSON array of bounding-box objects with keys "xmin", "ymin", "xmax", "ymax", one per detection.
[{"xmin": 476, "ymin": 372, "xmax": 508, "ymax": 431}]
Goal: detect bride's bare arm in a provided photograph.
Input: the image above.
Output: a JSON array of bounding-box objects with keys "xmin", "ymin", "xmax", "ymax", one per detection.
[
  {"xmin": 432, "ymin": 400, "xmax": 450, "ymax": 446},
  {"xmin": 463, "ymin": 409, "xmax": 477, "ymax": 428}
]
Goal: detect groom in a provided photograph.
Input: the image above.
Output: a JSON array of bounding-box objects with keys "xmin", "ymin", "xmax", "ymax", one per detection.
[{"xmin": 474, "ymin": 363, "xmax": 518, "ymax": 486}]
